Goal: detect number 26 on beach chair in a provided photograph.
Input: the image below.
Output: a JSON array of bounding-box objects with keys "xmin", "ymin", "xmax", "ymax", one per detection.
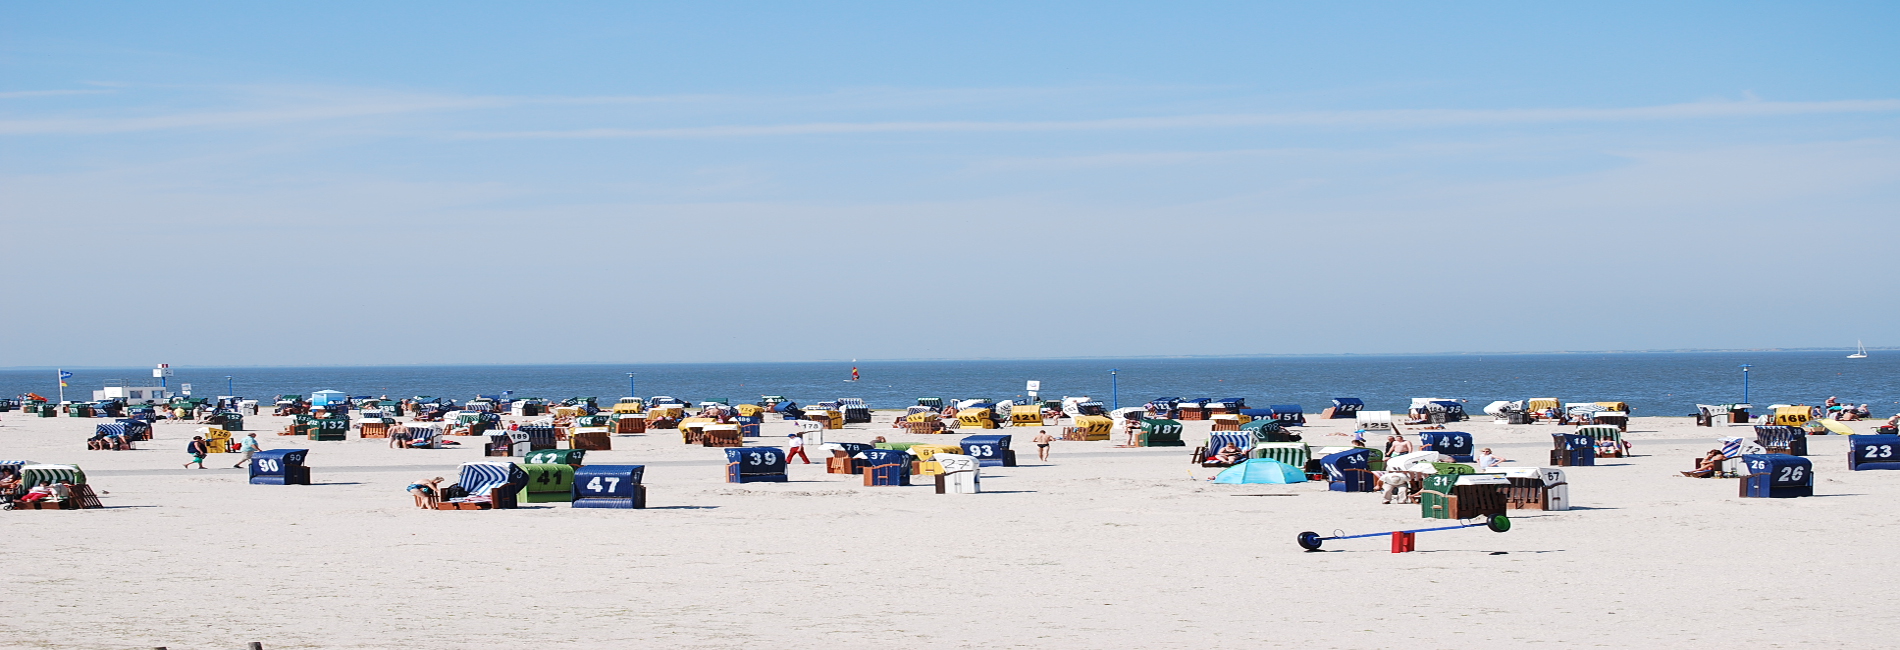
[{"xmin": 1739, "ymin": 455, "xmax": 1813, "ymax": 498}]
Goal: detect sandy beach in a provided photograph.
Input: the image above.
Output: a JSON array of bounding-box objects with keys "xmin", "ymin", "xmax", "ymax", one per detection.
[{"xmin": 1, "ymin": 410, "xmax": 1894, "ymax": 649}]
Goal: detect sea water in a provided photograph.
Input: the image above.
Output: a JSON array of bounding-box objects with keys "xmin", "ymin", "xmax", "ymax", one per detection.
[{"xmin": 3, "ymin": 351, "xmax": 1893, "ymax": 417}]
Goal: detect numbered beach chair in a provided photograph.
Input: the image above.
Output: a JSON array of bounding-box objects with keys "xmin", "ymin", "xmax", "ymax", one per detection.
[
  {"xmin": 525, "ymin": 449, "xmax": 586, "ymax": 468},
  {"xmin": 248, "ymin": 449, "xmax": 311, "ymax": 485},
  {"xmin": 443, "ymin": 462, "xmax": 528, "ymax": 510},
  {"xmin": 1754, "ymin": 425, "xmax": 1808, "ymax": 456},
  {"xmin": 1356, "ymin": 410, "xmax": 1394, "ymax": 435},
  {"xmin": 959, "ymin": 434, "xmax": 1016, "ymax": 467},
  {"xmin": 1419, "ymin": 431, "xmax": 1476, "ymax": 463},
  {"xmin": 859, "ymin": 449, "xmax": 912, "ymax": 486},
  {"xmin": 700, "ymin": 424, "xmax": 744, "ymax": 448},
  {"xmin": 1419, "ymin": 473, "xmax": 1509, "ymax": 520},
  {"xmin": 1738, "ymin": 454, "xmax": 1813, "ymax": 498},
  {"xmin": 1577, "ymin": 425, "xmax": 1627, "ymax": 458},
  {"xmin": 1136, "ymin": 419, "xmax": 1185, "ymax": 447},
  {"xmin": 1241, "ymin": 418, "xmax": 1295, "ymax": 442},
  {"xmin": 398, "ymin": 424, "xmax": 442, "ymax": 449},
  {"xmin": 932, "ymin": 453, "xmax": 980, "ymax": 494},
  {"xmin": 725, "ymin": 447, "xmax": 788, "ymax": 483},
  {"xmin": 1772, "ymin": 405, "xmax": 1816, "ymax": 428},
  {"xmin": 1480, "ymin": 467, "xmax": 1570, "ymax": 511},
  {"xmin": 1208, "ymin": 397, "xmax": 1246, "ymax": 415},
  {"xmin": 1323, "ymin": 397, "xmax": 1364, "ymax": 420},
  {"xmin": 825, "ymin": 442, "xmax": 873, "ymax": 474},
  {"xmin": 1176, "ymin": 398, "xmax": 1211, "ymax": 421},
  {"xmin": 613, "ymin": 413, "xmax": 648, "ymax": 434},
  {"xmin": 1268, "ymin": 404, "xmax": 1306, "ymax": 426},
  {"xmin": 12, "ymin": 464, "xmax": 102, "ymax": 510},
  {"xmin": 1009, "ymin": 404, "xmax": 1044, "ymax": 427},
  {"xmin": 1321, "ymin": 448, "xmax": 1376, "ymax": 492},
  {"xmin": 956, "ymin": 407, "xmax": 997, "ymax": 430},
  {"xmin": 517, "ymin": 464, "xmax": 576, "ymax": 503},
  {"xmin": 1848, "ymin": 435, "xmax": 1900, "ymax": 471},
  {"xmin": 1549, "ymin": 433, "xmax": 1596, "ymax": 467},
  {"xmin": 1064, "ymin": 415, "xmax": 1113, "ymax": 441},
  {"xmin": 572, "ymin": 465, "xmax": 647, "ymax": 508}
]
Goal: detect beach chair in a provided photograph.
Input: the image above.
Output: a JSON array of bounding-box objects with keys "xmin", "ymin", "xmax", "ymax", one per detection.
[
  {"xmin": 1063, "ymin": 415, "xmax": 1113, "ymax": 441},
  {"xmin": 1321, "ymin": 449, "xmax": 1376, "ymax": 492},
  {"xmin": 613, "ymin": 413, "xmax": 647, "ymax": 434},
  {"xmin": 1252, "ymin": 442, "xmax": 1309, "ymax": 469},
  {"xmin": 1418, "ymin": 431, "xmax": 1475, "ymax": 463},
  {"xmin": 514, "ymin": 426, "xmax": 557, "ymax": 451},
  {"xmin": 1848, "ymin": 435, "xmax": 1900, "ymax": 471},
  {"xmin": 1482, "ymin": 467, "xmax": 1570, "ymax": 511},
  {"xmin": 932, "ymin": 453, "xmax": 981, "ymax": 494},
  {"xmin": 725, "ymin": 447, "xmax": 788, "ymax": 483},
  {"xmin": 860, "ymin": 449, "xmax": 911, "ymax": 486},
  {"xmin": 442, "ymin": 462, "xmax": 528, "ymax": 509},
  {"xmin": 1240, "ymin": 418, "xmax": 1296, "ymax": 443},
  {"xmin": 956, "ymin": 408, "xmax": 996, "ymax": 430},
  {"xmin": 1356, "ymin": 410, "xmax": 1394, "ymax": 435},
  {"xmin": 1754, "ymin": 425, "xmax": 1808, "ymax": 456},
  {"xmin": 701, "ymin": 424, "xmax": 743, "ymax": 448},
  {"xmin": 572, "ymin": 465, "xmax": 647, "ymax": 508},
  {"xmin": 570, "ymin": 426, "xmax": 613, "ymax": 451},
  {"xmin": 1577, "ymin": 425, "xmax": 1627, "ymax": 458},
  {"xmin": 518, "ymin": 464, "xmax": 576, "ymax": 503},
  {"xmin": 1322, "ymin": 397, "xmax": 1364, "ymax": 420},
  {"xmin": 916, "ymin": 397, "xmax": 944, "ymax": 409},
  {"xmin": 1136, "ymin": 419, "xmax": 1186, "ymax": 447},
  {"xmin": 1195, "ymin": 432, "xmax": 1255, "ymax": 467},
  {"xmin": 1208, "ymin": 397, "xmax": 1246, "ymax": 414},
  {"xmin": 1268, "ymin": 405, "xmax": 1306, "ymax": 426},
  {"xmin": 793, "ymin": 419, "xmax": 825, "ymax": 446},
  {"xmin": 1419, "ymin": 473, "xmax": 1509, "ymax": 520},
  {"xmin": 839, "ymin": 399, "xmax": 872, "ymax": 424},
  {"xmin": 826, "ymin": 442, "xmax": 873, "ymax": 475},
  {"xmin": 248, "ymin": 449, "xmax": 311, "ymax": 485},
  {"xmin": 959, "ymin": 434, "xmax": 1016, "ymax": 467},
  {"xmin": 1009, "ymin": 404, "xmax": 1044, "ymax": 427},
  {"xmin": 1549, "ymin": 433, "xmax": 1595, "ymax": 467},
  {"xmin": 1738, "ymin": 454, "xmax": 1813, "ymax": 498},
  {"xmin": 678, "ymin": 418, "xmax": 714, "ymax": 444},
  {"xmin": 1176, "ymin": 398, "xmax": 1211, "ymax": 421}
]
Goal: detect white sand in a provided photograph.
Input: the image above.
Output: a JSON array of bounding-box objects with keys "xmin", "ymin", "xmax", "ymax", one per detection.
[{"xmin": 0, "ymin": 410, "xmax": 1894, "ymax": 649}]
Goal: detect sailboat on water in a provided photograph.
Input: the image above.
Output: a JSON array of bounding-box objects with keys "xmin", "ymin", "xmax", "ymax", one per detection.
[{"xmin": 1848, "ymin": 341, "xmax": 1868, "ymax": 359}]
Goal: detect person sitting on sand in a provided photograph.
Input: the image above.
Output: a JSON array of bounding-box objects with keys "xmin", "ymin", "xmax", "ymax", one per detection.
[
  {"xmin": 408, "ymin": 477, "xmax": 445, "ymax": 509},
  {"xmin": 1214, "ymin": 444, "xmax": 1246, "ymax": 465},
  {"xmin": 1682, "ymin": 449, "xmax": 1727, "ymax": 478},
  {"xmin": 19, "ymin": 482, "xmax": 52, "ymax": 503},
  {"xmin": 1389, "ymin": 435, "xmax": 1415, "ymax": 456},
  {"xmin": 1475, "ymin": 448, "xmax": 1507, "ymax": 470}
]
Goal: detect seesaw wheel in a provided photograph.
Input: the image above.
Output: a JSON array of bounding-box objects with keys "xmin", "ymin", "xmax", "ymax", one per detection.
[
  {"xmin": 1487, "ymin": 514, "xmax": 1511, "ymax": 533},
  {"xmin": 1296, "ymin": 531, "xmax": 1323, "ymax": 551}
]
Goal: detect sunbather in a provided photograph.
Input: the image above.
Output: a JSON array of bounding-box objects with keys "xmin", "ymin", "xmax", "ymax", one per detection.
[
  {"xmin": 1214, "ymin": 444, "xmax": 1245, "ymax": 465},
  {"xmin": 19, "ymin": 482, "xmax": 52, "ymax": 503},
  {"xmin": 1682, "ymin": 449, "xmax": 1726, "ymax": 477}
]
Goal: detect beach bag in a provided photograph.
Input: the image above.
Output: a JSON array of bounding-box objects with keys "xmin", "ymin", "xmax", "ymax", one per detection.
[{"xmin": 441, "ymin": 484, "xmax": 468, "ymax": 499}]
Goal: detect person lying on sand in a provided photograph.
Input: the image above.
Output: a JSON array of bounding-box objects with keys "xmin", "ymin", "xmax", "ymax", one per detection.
[{"xmin": 1682, "ymin": 449, "xmax": 1726, "ymax": 477}]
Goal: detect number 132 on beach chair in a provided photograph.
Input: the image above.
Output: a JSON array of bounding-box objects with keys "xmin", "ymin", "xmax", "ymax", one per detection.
[
  {"xmin": 573, "ymin": 465, "xmax": 646, "ymax": 508},
  {"xmin": 725, "ymin": 447, "xmax": 788, "ymax": 483}
]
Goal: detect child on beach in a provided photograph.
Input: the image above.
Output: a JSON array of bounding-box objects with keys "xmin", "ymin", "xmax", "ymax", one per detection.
[
  {"xmin": 1032, "ymin": 430, "xmax": 1054, "ymax": 461},
  {"xmin": 786, "ymin": 430, "xmax": 810, "ymax": 464},
  {"xmin": 183, "ymin": 436, "xmax": 209, "ymax": 469}
]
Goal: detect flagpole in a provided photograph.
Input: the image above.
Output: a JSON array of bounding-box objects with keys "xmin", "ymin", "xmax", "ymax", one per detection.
[{"xmin": 57, "ymin": 368, "xmax": 64, "ymax": 403}]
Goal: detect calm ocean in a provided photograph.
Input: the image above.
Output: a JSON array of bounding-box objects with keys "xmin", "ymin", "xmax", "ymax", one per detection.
[{"xmin": 4, "ymin": 351, "xmax": 1893, "ymax": 416}]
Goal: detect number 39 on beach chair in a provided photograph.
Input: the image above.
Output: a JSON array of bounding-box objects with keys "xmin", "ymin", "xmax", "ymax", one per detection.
[
  {"xmin": 573, "ymin": 465, "xmax": 646, "ymax": 508},
  {"xmin": 725, "ymin": 447, "xmax": 788, "ymax": 483}
]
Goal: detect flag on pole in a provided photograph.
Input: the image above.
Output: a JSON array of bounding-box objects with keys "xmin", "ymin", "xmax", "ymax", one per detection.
[{"xmin": 58, "ymin": 370, "xmax": 72, "ymax": 387}]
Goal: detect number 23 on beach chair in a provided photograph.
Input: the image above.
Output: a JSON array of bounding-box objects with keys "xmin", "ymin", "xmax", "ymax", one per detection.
[
  {"xmin": 1849, "ymin": 434, "xmax": 1900, "ymax": 471},
  {"xmin": 725, "ymin": 447, "xmax": 788, "ymax": 483}
]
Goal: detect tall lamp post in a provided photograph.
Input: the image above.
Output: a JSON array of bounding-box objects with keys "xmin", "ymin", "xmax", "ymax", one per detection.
[
  {"xmin": 226, "ymin": 376, "xmax": 234, "ymax": 397},
  {"xmin": 627, "ymin": 373, "xmax": 636, "ymax": 399},
  {"xmin": 1110, "ymin": 369, "xmax": 1119, "ymax": 411},
  {"xmin": 1740, "ymin": 364, "xmax": 1752, "ymax": 404}
]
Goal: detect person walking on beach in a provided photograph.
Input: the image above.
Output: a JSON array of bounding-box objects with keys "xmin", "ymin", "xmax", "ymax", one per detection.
[
  {"xmin": 184, "ymin": 436, "xmax": 209, "ymax": 469},
  {"xmin": 786, "ymin": 430, "xmax": 811, "ymax": 464},
  {"xmin": 1032, "ymin": 429, "xmax": 1054, "ymax": 461},
  {"xmin": 231, "ymin": 432, "xmax": 262, "ymax": 469}
]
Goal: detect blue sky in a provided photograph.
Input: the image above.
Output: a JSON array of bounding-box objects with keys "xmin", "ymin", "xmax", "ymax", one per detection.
[{"xmin": 2, "ymin": 2, "xmax": 1896, "ymax": 366}]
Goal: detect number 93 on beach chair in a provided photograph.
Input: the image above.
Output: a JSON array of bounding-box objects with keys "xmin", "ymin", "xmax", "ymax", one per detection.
[
  {"xmin": 572, "ymin": 465, "xmax": 647, "ymax": 508},
  {"xmin": 959, "ymin": 434, "xmax": 1016, "ymax": 467}
]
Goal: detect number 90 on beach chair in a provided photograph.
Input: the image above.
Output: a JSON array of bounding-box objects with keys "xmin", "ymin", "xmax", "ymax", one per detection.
[
  {"xmin": 248, "ymin": 449, "xmax": 310, "ymax": 485},
  {"xmin": 725, "ymin": 447, "xmax": 788, "ymax": 483},
  {"xmin": 573, "ymin": 465, "xmax": 647, "ymax": 508}
]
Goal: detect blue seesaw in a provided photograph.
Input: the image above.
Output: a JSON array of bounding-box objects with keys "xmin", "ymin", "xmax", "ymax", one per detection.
[{"xmin": 1297, "ymin": 514, "xmax": 1511, "ymax": 553}]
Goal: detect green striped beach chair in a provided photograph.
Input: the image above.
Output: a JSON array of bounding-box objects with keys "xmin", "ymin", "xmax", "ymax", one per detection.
[
  {"xmin": 1576, "ymin": 425, "xmax": 1626, "ymax": 457},
  {"xmin": 1251, "ymin": 442, "xmax": 1309, "ymax": 468}
]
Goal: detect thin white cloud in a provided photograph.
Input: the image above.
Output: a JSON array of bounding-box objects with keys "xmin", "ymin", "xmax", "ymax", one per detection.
[
  {"xmin": 458, "ymin": 99, "xmax": 1900, "ymax": 139},
  {"xmin": 0, "ymin": 89, "xmax": 115, "ymax": 99}
]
